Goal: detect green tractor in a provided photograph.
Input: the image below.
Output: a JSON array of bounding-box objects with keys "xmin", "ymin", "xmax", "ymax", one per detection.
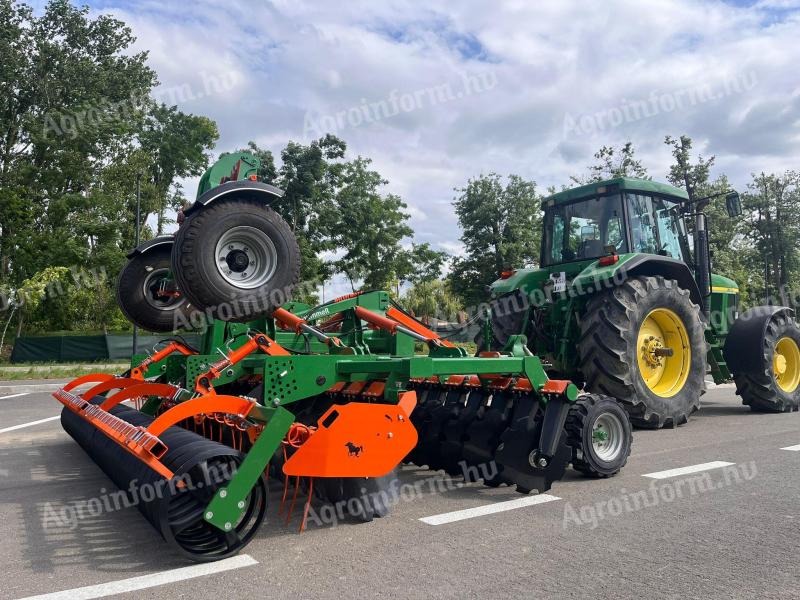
[{"xmin": 481, "ymin": 177, "xmax": 800, "ymax": 427}]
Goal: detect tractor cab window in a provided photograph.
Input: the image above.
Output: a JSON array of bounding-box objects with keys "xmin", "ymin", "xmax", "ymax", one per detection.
[
  {"xmin": 544, "ymin": 194, "xmax": 627, "ymax": 265},
  {"xmin": 626, "ymin": 193, "xmax": 686, "ymax": 260}
]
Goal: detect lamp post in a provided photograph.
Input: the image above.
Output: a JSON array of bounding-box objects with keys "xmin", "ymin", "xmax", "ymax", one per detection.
[{"xmin": 132, "ymin": 173, "xmax": 141, "ymax": 356}]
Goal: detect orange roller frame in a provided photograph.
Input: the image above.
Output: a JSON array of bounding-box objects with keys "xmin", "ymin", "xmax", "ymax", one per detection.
[
  {"xmin": 62, "ymin": 373, "xmax": 116, "ymax": 393},
  {"xmin": 283, "ymin": 391, "xmax": 418, "ymax": 478},
  {"xmin": 81, "ymin": 377, "xmax": 143, "ymax": 400},
  {"xmin": 146, "ymin": 394, "xmax": 255, "ymax": 437},
  {"xmin": 99, "ymin": 383, "xmax": 181, "ymax": 411}
]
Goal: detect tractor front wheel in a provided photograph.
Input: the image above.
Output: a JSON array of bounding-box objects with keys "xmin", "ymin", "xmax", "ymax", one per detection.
[{"xmin": 577, "ymin": 276, "xmax": 706, "ymax": 428}]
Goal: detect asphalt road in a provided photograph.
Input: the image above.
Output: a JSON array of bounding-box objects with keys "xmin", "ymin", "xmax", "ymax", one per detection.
[{"xmin": 1, "ymin": 385, "xmax": 798, "ymax": 600}]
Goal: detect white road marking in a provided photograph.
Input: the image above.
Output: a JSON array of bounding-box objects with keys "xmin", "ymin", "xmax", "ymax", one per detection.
[
  {"xmin": 780, "ymin": 444, "xmax": 800, "ymax": 452},
  {"xmin": 419, "ymin": 494, "xmax": 561, "ymax": 525},
  {"xmin": 0, "ymin": 393, "xmax": 30, "ymax": 400},
  {"xmin": 0, "ymin": 415, "xmax": 60, "ymax": 434},
  {"xmin": 643, "ymin": 461, "xmax": 735, "ymax": 479},
  {"xmin": 18, "ymin": 554, "xmax": 258, "ymax": 600}
]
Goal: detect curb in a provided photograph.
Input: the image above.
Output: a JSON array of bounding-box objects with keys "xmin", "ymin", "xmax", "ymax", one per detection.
[{"xmin": 0, "ymin": 382, "xmax": 68, "ymax": 395}]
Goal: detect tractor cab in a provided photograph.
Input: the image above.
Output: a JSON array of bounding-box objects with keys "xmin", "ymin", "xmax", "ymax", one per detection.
[{"xmin": 541, "ymin": 178, "xmax": 691, "ymax": 272}]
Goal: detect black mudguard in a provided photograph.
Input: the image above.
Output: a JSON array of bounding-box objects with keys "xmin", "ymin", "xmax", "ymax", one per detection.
[
  {"xmin": 125, "ymin": 235, "xmax": 174, "ymax": 259},
  {"xmin": 184, "ymin": 180, "xmax": 284, "ymax": 217}
]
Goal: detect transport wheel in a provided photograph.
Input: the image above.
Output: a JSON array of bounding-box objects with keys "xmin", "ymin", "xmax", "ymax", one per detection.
[
  {"xmin": 566, "ymin": 394, "xmax": 632, "ymax": 477},
  {"xmin": 172, "ymin": 198, "xmax": 300, "ymax": 322},
  {"xmin": 725, "ymin": 308, "xmax": 800, "ymax": 412},
  {"xmin": 116, "ymin": 243, "xmax": 196, "ymax": 332},
  {"xmin": 578, "ymin": 276, "xmax": 706, "ymax": 428}
]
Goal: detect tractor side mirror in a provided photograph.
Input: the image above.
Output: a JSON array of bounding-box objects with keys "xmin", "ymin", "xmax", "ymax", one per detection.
[{"xmin": 725, "ymin": 191, "xmax": 742, "ymax": 218}]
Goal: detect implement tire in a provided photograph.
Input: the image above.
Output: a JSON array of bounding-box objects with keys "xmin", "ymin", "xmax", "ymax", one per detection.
[
  {"xmin": 116, "ymin": 244, "xmax": 196, "ymax": 332},
  {"xmin": 566, "ymin": 394, "xmax": 632, "ymax": 477},
  {"xmin": 171, "ymin": 198, "xmax": 301, "ymax": 322},
  {"xmin": 577, "ymin": 275, "xmax": 706, "ymax": 428}
]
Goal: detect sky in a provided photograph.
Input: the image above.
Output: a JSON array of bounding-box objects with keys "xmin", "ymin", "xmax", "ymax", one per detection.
[{"xmin": 58, "ymin": 0, "xmax": 800, "ymax": 294}]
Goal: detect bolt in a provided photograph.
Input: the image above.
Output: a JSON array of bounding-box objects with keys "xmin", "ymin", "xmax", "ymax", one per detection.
[
  {"xmin": 537, "ymin": 457, "xmax": 548, "ymax": 468},
  {"xmin": 219, "ymin": 489, "xmax": 227, "ymax": 498},
  {"xmin": 226, "ymin": 369, "xmax": 234, "ymax": 376},
  {"xmin": 238, "ymin": 501, "xmax": 245, "ymax": 509},
  {"xmin": 224, "ymin": 522, "xmax": 232, "ymax": 531},
  {"xmin": 205, "ymin": 511, "xmax": 214, "ymax": 519},
  {"xmin": 229, "ymin": 244, "xmax": 234, "ymax": 250},
  {"xmin": 387, "ymin": 432, "xmax": 394, "ymax": 439},
  {"xmin": 273, "ymin": 397, "xmax": 280, "ymax": 406}
]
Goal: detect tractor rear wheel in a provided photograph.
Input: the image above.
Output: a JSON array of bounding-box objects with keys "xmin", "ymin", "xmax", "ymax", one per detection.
[
  {"xmin": 725, "ymin": 309, "xmax": 800, "ymax": 412},
  {"xmin": 116, "ymin": 244, "xmax": 196, "ymax": 332},
  {"xmin": 578, "ymin": 276, "xmax": 706, "ymax": 428},
  {"xmin": 566, "ymin": 394, "xmax": 632, "ymax": 477},
  {"xmin": 172, "ymin": 198, "xmax": 301, "ymax": 322}
]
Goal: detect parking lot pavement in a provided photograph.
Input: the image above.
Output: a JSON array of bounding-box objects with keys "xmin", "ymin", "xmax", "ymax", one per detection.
[{"xmin": 1, "ymin": 386, "xmax": 798, "ymax": 600}]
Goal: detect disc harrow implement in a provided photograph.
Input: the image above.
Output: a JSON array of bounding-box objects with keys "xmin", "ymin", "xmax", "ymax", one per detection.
[{"xmin": 51, "ymin": 159, "xmax": 631, "ymax": 562}]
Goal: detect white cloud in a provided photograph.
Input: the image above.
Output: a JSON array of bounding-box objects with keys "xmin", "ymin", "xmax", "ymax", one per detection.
[{"xmin": 94, "ymin": 0, "xmax": 800, "ymax": 258}]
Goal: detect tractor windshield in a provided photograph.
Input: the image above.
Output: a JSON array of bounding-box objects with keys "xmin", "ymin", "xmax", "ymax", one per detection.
[{"xmin": 543, "ymin": 194, "xmax": 627, "ymax": 265}]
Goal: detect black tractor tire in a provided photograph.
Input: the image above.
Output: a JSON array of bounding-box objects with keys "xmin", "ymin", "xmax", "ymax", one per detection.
[
  {"xmin": 726, "ymin": 310, "xmax": 800, "ymax": 413},
  {"xmin": 116, "ymin": 244, "xmax": 197, "ymax": 332},
  {"xmin": 566, "ymin": 393, "xmax": 632, "ymax": 477},
  {"xmin": 171, "ymin": 198, "xmax": 301, "ymax": 322},
  {"xmin": 475, "ymin": 289, "xmax": 529, "ymax": 352},
  {"xmin": 577, "ymin": 275, "xmax": 706, "ymax": 428}
]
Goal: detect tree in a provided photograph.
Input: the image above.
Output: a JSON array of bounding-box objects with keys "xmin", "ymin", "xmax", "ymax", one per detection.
[
  {"xmin": 571, "ymin": 142, "xmax": 649, "ymax": 184},
  {"xmin": 401, "ymin": 279, "xmax": 463, "ymax": 324},
  {"xmin": 331, "ymin": 157, "xmax": 413, "ymax": 291},
  {"xmin": 274, "ymin": 134, "xmax": 346, "ymax": 294},
  {"xmin": 396, "ymin": 243, "xmax": 448, "ymax": 287},
  {"xmin": 138, "ymin": 103, "xmax": 219, "ymax": 234},
  {"xmin": 0, "ymin": 0, "xmax": 156, "ymax": 283},
  {"xmin": 741, "ymin": 172, "xmax": 800, "ymax": 306},
  {"xmin": 449, "ymin": 174, "xmax": 541, "ymax": 306}
]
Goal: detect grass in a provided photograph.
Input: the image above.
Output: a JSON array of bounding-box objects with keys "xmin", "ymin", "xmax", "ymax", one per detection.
[{"xmin": 0, "ymin": 363, "xmax": 129, "ymax": 381}]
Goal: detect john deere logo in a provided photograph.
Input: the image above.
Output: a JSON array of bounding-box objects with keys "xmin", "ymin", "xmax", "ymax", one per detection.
[{"xmin": 345, "ymin": 442, "xmax": 363, "ymax": 457}]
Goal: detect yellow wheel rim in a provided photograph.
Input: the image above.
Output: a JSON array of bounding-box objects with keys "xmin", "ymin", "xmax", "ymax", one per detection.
[
  {"xmin": 636, "ymin": 308, "xmax": 691, "ymax": 398},
  {"xmin": 774, "ymin": 337, "xmax": 800, "ymax": 393}
]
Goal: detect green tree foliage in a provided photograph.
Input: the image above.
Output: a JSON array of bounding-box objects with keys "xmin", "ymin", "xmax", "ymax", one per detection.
[
  {"xmin": 664, "ymin": 135, "xmax": 760, "ymax": 306},
  {"xmin": 332, "ymin": 157, "xmax": 414, "ymax": 291},
  {"xmin": 571, "ymin": 142, "xmax": 650, "ymax": 184},
  {"xmin": 397, "ymin": 243, "xmax": 448, "ymax": 286},
  {"xmin": 0, "ymin": 0, "xmax": 156, "ymax": 282},
  {"xmin": 273, "ymin": 135, "xmax": 346, "ymax": 293},
  {"xmin": 449, "ymin": 174, "xmax": 541, "ymax": 306},
  {"xmin": 401, "ymin": 279, "xmax": 464, "ymax": 323},
  {"xmin": 741, "ymin": 172, "xmax": 800, "ymax": 306},
  {"xmin": 138, "ymin": 104, "xmax": 219, "ymax": 234},
  {"xmin": 0, "ymin": 0, "xmax": 220, "ymax": 336}
]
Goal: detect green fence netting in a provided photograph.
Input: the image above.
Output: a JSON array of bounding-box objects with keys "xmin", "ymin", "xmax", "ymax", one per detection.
[{"xmin": 10, "ymin": 334, "xmax": 202, "ymax": 363}]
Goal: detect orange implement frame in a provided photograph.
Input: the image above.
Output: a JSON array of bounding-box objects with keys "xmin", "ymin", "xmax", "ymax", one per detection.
[
  {"xmin": 130, "ymin": 340, "xmax": 197, "ymax": 380},
  {"xmin": 283, "ymin": 391, "xmax": 418, "ymax": 478},
  {"xmin": 385, "ymin": 307, "xmax": 456, "ymax": 347},
  {"xmin": 194, "ymin": 334, "xmax": 289, "ymax": 394}
]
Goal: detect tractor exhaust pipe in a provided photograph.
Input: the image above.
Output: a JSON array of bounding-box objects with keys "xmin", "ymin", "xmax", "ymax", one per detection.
[{"xmin": 694, "ymin": 212, "xmax": 711, "ymax": 316}]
